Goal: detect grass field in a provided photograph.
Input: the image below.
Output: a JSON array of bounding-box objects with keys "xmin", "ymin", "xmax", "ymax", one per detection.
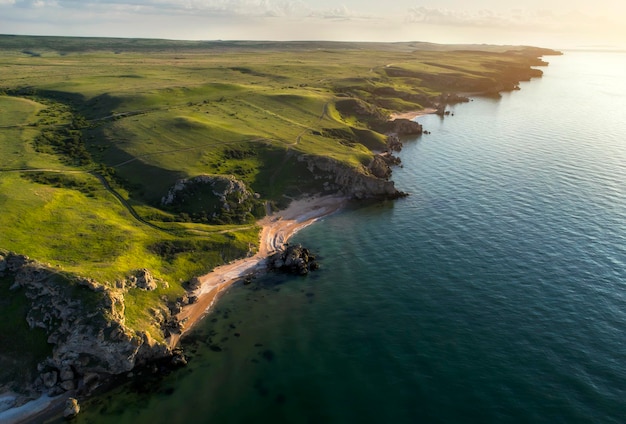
[{"xmin": 0, "ymin": 35, "xmax": 559, "ymax": 349}]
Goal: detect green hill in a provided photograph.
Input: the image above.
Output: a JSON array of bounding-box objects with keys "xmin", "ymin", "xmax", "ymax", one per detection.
[{"xmin": 0, "ymin": 35, "xmax": 560, "ymax": 397}]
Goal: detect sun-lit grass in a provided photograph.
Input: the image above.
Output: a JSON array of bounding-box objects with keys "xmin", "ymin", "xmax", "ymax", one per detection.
[
  {"xmin": 0, "ymin": 35, "xmax": 557, "ymax": 344},
  {"xmin": 0, "ymin": 171, "xmax": 255, "ymax": 286}
]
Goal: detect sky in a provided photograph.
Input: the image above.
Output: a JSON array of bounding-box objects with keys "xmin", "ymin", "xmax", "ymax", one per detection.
[{"xmin": 1, "ymin": 0, "xmax": 625, "ymax": 49}]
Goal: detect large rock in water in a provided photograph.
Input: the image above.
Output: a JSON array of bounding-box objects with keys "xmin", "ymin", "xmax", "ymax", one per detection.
[{"xmin": 268, "ymin": 245, "xmax": 318, "ymax": 275}]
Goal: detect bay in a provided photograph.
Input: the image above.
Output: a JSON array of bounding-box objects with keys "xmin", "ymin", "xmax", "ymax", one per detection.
[{"xmin": 73, "ymin": 50, "xmax": 626, "ymax": 423}]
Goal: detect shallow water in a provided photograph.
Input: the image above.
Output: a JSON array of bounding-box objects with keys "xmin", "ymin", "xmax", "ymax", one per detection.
[{"xmin": 72, "ymin": 50, "xmax": 626, "ymax": 423}]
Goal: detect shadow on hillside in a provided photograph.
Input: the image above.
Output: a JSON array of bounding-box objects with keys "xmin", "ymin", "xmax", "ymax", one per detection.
[{"xmin": 91, "ymin": 136, "xmax": 186, "ymax": 207}]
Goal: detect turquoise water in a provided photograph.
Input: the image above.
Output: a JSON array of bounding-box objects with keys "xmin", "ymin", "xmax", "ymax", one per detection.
[{"xmin": 73, "ymin": 51, "xmax": 626, "ymax": 423}]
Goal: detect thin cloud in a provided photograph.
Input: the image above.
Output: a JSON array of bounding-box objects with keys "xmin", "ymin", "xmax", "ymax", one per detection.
[
  {"xmin": 2, "ymin": 0, "xmax": 624, "ymax": 48},
  {"xmin": 405, "ymin": 6, "xmax": 616, "ymax": 33},
  {"xmin": 405, "ymin": 6, "xmax": 544, "ymax": 28},
  {"xmin": 15, "ymin": 0, "xmax": 55, "ymax": 7},
  {"xmin": 7, "ymin": 0, "xmax": 372, "ymax": 20},
  {"xmin": 307, "ymin": 5, "xmax": 374, "ymax": 21},
  {"xmin": 45, "ymin": 0, "xmax": 311, "ymax": 17}
]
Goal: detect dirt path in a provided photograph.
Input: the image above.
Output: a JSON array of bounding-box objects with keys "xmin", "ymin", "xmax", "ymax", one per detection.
[
  {"xmin": 0, "ymin": 167, "xmax": 169, "ymax": 232},
  {"xmin": 88, "ymin": 171, "xmax": 169, "ymax": 232}
]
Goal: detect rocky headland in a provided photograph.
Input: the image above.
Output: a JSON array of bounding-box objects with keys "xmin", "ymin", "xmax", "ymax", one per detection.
[
  {"xmin": 0, "ymin": 40, "xmax": 562, "ymax": 421},
  {"xmin": 0, "ymin": 252, "xmax": 176, "ymax": 402}
]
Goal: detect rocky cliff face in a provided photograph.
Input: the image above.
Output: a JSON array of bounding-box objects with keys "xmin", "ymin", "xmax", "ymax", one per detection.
[
  {"xmin": 161, "ymin": 174, "xmax": 261, "ymax": 224},
  {"xmin": 376, "ymin": 118, "xmax": 424, "ymax": 136},
  {"xmin": 0, "ymin": 251, "xmax": 172, "ymax": 397},
  {"xmin": 161, "ymin": 174, "xmax": 253, "ymax": 208},
  {"xmin": 298, "ymin": 154, "xmax": 405, "ymax": 199}
]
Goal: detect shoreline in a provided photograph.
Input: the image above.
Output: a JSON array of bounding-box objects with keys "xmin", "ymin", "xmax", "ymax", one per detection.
[
  {"xmin": 1, "ymin": 194, "xmax": 348, "ymax": 424},
  {"xmin": 169, "ymin": 194, "xmax": 348, "ymax": 347},
  {"xmin": 0, "ymin": 393, "xmax": 67, "ymax": 424},
  {"xmin": 389, "ymin": 107, "xmax": 437, "ymax": 121}
]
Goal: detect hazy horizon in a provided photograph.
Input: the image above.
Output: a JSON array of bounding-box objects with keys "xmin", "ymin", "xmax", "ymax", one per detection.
[{"xmin": 1, "ymin": 0, "xmax": 625, "ymax": 51}]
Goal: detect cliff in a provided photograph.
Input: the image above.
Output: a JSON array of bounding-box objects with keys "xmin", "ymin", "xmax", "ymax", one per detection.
[
  {"xmin": 0, "ymin": 251, "xmax": 173, "ymax": 398},
  {"xmin": 297, "ymin": 154, "xmax": 405, "ymax": 200},
  {"xmin": 0, "ymin": 39, "xmax": 561, "ymax": 416}
]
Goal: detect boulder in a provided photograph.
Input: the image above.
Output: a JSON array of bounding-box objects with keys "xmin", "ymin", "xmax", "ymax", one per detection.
[
  {"xmin": 134, "ymin": 268, "xmax": 157, "ymax": 291},
  {"xmin": 268, "ymin": 245, "xmax": 318, "ymax": 275},
  {"xmin": 59, "ymin": 367, "xmax": 74, "ymax": 382},
  {"xmin": 63, "ymin": 397, "xmax": 80, "ymax": 419},
  {"xmin": 41, "ymin": 370, "xmax": 58, "ymax": 388},
  {"xmin": 60, "ymin": 380, "xmax": 75, "ymax": 391}
]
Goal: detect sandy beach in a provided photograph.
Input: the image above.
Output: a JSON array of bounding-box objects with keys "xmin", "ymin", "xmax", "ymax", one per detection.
[
  {"xmin": 169, "ymin": 194, "xmax": 348, "ymax": 347},
  {"xmin": 389, "ymin": 107, "xmax": 437, "ymax": 121},
  {"xmin": 1, "ymin": 194, "xmax": 348, "ymax": 423}
]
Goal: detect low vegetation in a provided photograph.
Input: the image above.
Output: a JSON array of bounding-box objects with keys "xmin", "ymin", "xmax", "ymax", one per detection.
[{"xmin": 0, "ymin": 35, "xmax": 560, "ymax": 390}]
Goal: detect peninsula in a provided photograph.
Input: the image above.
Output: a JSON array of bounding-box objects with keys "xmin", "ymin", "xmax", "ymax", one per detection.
[{"xmin": 0, "ymin": 35, "xmax": 560, "ymax": 419}]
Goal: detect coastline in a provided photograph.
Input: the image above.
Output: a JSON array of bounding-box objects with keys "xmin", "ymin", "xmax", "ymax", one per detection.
[
  {"xmin": 389, "ymin": 108, "xmax": 437, "ymax": 121},
  {"xmin": 169, "ymin": 194, "xmax": 348, "ymax": 347},
  {"xmin": 1, "ymin": 194, "xmax": 348, "ymax": 424},
  {"xmin": 0, "ymin": 393, "xmax": 67, "ymax": 424},
  {"xmin": 0, "ymin": 41, "xmax": 560, "ymax": 424}
]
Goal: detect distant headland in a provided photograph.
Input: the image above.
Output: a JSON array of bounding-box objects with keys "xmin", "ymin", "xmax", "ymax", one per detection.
[{"xmin": 0, "ymin": 35, "xmax": 560, "ymax": 422}]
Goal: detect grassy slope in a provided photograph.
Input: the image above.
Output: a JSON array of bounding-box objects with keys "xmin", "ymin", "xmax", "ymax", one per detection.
[{"xmin": 0, "ymin": 36, "xmax": 559, "ymax": 352}]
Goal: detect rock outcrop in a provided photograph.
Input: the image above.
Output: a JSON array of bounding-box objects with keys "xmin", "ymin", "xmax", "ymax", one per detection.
[
  {"xmin": 368, "ymin": 155, "xmax": 393, "ymax": 180},
  {"xmin": 161, "ymin": 174, "xmax": 261, "ymax": 224},
  {"xmin": 385, "ymin": 135, "xmax": 403, "ymax": 152},
  {"xmin": 63, "ymin": 397, "xmax": 80, "ymax": 419},
  {"xmin": 0, "ymin": 250, "xmax": 173, "ymax": 398},
  {"xmin": 127, "ymin": 268, "xmax": 158, "ymax": 291},
  {"xmin": 268, "ymin": 244, "xmax": 319, "ymax": 275},
  {"xmin": 375, "ymin": 118, "xmax": 423, "ymax": 136},
  {"xmin": 162, "ymin": 174, "xmax": 252, "ymax": 208},
  {"xmin": 298, "ymin": 154, "xmax": 405, "ymax": 200}
]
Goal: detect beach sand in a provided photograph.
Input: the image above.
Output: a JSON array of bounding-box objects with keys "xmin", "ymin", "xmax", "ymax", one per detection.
[
  {"xmin": 2, "ymin": 194, "xmax": 348, "ymax": 423},
  {"xmin": 389, "ymin": 107, "xmax": 437, "ymax": 121},
  {"xmin": 169, "ymin": 194, "xmax": 348, "ymax": 347}
]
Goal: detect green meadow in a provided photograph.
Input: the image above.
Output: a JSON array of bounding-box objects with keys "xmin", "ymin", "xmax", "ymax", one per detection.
[{"xmin": 0, "ymin": 35, "xmax": 558, "ymax": 344}]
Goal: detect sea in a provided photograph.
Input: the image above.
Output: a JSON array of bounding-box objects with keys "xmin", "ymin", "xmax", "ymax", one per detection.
[{"xmin": 69, "ymin": 50, "xmax": 626, "ymax": 423}]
